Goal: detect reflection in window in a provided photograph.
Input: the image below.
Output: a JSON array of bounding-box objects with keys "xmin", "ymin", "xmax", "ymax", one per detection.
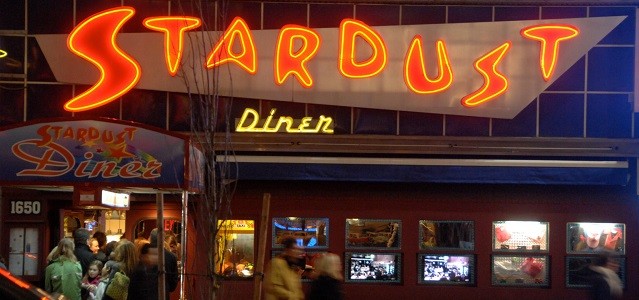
[
  {"xmin": 216, "ymin": 220, "xmax": 255, "ymax": 278},
  {"xmin": 0, "ymin": 36, "xmax": 25, "ymax": 79}
]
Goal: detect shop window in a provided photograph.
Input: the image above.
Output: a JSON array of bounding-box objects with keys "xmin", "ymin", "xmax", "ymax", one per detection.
[
  {"xmin": 8, "ymin": 227, "xmax": 40, "ymax": 277},
  {"xmin": 215, "ymin": 220, "xmax": 255, "ymax": 278},
  {"xmin": 492, "ymin": 221, "xmax": 549, "ymax": 252}
]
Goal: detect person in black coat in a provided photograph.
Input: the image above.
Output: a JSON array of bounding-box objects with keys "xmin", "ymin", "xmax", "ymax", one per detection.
[
  {"xmin": 128, "ymin": 228, "xmax": 179, "ymax": 300},
  {"xmin": 74, "ymin": 228, "xmax": 97, "ymax": 276},
  {"xmin": 74, "ymin": 228, "xmax": 97, "ymax": 300},
  {"xmin": 581, "ymin": 252, "xmax": 623, "ymax": 300},
  {"xmin": 308, "ymin": 253, "xmax": 344, "ymax": 300}
]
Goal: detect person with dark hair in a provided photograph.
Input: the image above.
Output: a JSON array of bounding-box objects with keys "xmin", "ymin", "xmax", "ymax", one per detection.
[
  {"xmin": 128, "ymin": 228, "xmax": 179, "ymax": 300},
  {"xmin": 74, "ymin": 228, "xmax": 97, "ymax": 276},
  {"xmin": 263, "ymin": 237, "xmax": 305, "ymax": 300},
  {"xmin": 584, "ymin": 252, "xmax": 623, "ymax": 299},
  {"xmin": 104, "ymin": 241, "xmax": 118, "ymax": 261}
]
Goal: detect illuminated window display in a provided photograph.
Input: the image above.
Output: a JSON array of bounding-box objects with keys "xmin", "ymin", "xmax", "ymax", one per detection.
[
  {"xmin": 215, "ymin": 220, "xmax": 255, "ymax": 278},
  {"xmin": 418, "ymin": 254, "xmax": 475, "ymax": 285},
  {"xmin": 344, "ymin": 252, "xmax": 402, "ymax": 284},
  {"xmin": 567, "ymin": 222, "xmax": 625, "ymax": 254},
  {"xmin": 272, "ymin": 217, "xmax": 328, "ymax": 248},
  {"xmin": 493, "ymin": 221, "xmax": 548, "ymax": 251},
  {"xmin": 492, "ymin": 255, "xmax": 549, "ymax": 287},
  {"xmin": 346, "ymin": 219, "xmax": 401, "ymax": 249},
  {"xmin": 419, "ymin": 220, "xmax": 474, "ymax": 250}
]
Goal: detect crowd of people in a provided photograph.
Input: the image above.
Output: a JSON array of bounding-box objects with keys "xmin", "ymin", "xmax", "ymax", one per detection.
[{"xmin": 42, "ymin": 228, "xmax": 179, "ymax": 300}]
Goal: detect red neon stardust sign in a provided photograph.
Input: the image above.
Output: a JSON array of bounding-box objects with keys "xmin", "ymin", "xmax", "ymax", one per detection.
[{"xmin": 64, "ymin": 6, "xmax": 579, "ymax": 113}]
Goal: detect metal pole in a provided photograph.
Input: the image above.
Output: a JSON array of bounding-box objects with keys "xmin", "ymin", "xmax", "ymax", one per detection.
[
  {"xmin": 180, "ymin": 191, "xmax": 188, "ymax": 300},
  {"xmin": 157, "ymin": 192, "xmax": 166, "ymax": 300}
]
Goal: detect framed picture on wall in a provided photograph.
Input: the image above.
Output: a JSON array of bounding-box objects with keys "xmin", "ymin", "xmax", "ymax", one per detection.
[
  {"xmin": 419, "ymin": 220, "xmax": 474, "ymax": 250},
  {"xmin": 491, "ymin": 255, "xmax": 550, "ymax": 287},
  {"xmin": 417, "ymin": 253, "xmax": 476, "ymax": 285},
  {"xmin": 565, "ymin": 255, "xmax": 626, "ymax": 288},
  {"xmin": 492, "ymin": 221, "xmax": 548, "ymax": 252},
  {"xmin": 272, "ymin": 217, "xmax": 328, "ymax": 249},
  {"xmin": 345, "ymin": 219, "xmax": 401, "ymax": 249},
  {"xmin": 566, "ymin": 222, "xmax": 625, "ymax": 254},
  {"xmin": 344, "ymin": 252, "xmax": 402, "ymax": 284}
]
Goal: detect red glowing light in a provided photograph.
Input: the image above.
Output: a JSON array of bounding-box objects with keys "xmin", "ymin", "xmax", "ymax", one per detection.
[
  {"xmin": 143, "ymin": 16, "xmax": 201, "ymax": 76},
  {"xmin": 206, "ymin": 17, "xmax": 257, "ymax": 74},
  {"xmin": 404, "ymin": 37, "xmax": 453, "ymax": 94},
  {"xmin": 521, "ymin": 24, "xmax": 579, "ymax": 81},
  {"xmin": 338, "ymin": 19, "xmax": 388, "ymax": 79},
  {"xmin": 275, "ymin": 25, "xmax": 321, "ymax": 88},
  {"xmin": 65, "ymin": 7, "xmax": 141, "ymax": 112},
  {"xmin": 462, "ymin": 42, "xmax": 511, "ymax": 107}
]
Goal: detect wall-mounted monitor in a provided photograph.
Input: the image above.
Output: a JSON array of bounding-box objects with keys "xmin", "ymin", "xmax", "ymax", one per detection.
[
  {"xmin": 418, "ymin": 254, "xmax": 475, "ymax": 285},
  {"xmin": 566, "ymin": 222, "xmax": 625, "ymax": 254},
  {"xmin": 346, "ymin": 219, "xmax": 401, "ymax": 249},
  {"xmin": 493, "ymin": 221, "xmax": 548, "ymax": 252},
  {"xmin": 272, "ymin": 217, "xmax": 328, "ymax": 248},
  {"xmin": 419, "ymin": 220, "xmax": 474, "ymax": 250},
  {"xmin": 492, "ymin": 255, "xmax": 549, "ymax": 287},
  {"xmin": 344, "ymin": 252, "xmax": 402, "ymax": 284},
  {"xmin": 566, "ymin": 255, "xmax": 626, "ymax": 288}
]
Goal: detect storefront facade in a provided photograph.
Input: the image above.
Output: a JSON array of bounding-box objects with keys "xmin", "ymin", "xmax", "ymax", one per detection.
[{"xmin": 1, "ymin": 0, "xmax": 639, "ymax": 299}]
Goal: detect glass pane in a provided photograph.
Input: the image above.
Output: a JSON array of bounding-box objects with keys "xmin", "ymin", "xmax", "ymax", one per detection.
[
  {"xmin": 493, "ymin": 221, "xmax": 548, "ymax": 251},
  {"xmin": 0, "ymin": 85, "xmax": 25, "ymax": 126},
  {"xmin": 492, "ymin": 255, "xmax": 549, "ymax": 287},
  {"xmin": 9, "ymin": 227, "xmax": 25, "ymax": 253},
  {"xmin": 26, "ymin": 84, "xmax": 73, "ymax": 120},
  {"xmin": 0, "ymin": 0, "xmax": 25, "ymax": 30},
  {"xmin": 25, "ymin": 228, "xmax": 38, "ymax": 254},
  {"xmin": 567, "ymin": 222, "xmax": 625, "ymax": 254},
  {"xmin": 0, "ymin": 35, "xmax": 26, "ymax": 79},
  {"xmin": 27, "ymin": 37, "xmax": 57, "ymax": 82},
  {"xmin": 419, "ymin": 220, "xmax": 474, "ymax": 250},
  {"xmin": 345, "ymin": 219, "xmax": 400, "ymax": 249},
  {"xmin": 8, "ymin": 254, "xmax": 23, "ymax": 276},
  {"xmin": 9, "ymin": 227, "xmax": 25, "ymax": 276},
  {"xmin": 216, "ymin": 220, "xmax": 255, "ymax": 278},
  {"xmin": 122, "ymin": 89, "xmax": 167, "ymax": 128},
  {"xmin": 273, "ymin": 217, "xmax": 328, "ymax": 248}
]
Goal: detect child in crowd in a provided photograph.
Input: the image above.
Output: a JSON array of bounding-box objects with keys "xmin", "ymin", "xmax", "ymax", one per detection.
[
  {"xmin": 81, "ymin": 260, "xmax": 103, "ymax": 300},
  {"xmin": 94, "ymin": 260, "xmax": 118, "ymax": 300}
]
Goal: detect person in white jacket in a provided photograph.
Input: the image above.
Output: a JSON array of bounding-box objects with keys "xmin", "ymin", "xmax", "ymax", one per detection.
[{"xmin": 94, "ymin": 260, "xmax": 119, "ymax": 300}]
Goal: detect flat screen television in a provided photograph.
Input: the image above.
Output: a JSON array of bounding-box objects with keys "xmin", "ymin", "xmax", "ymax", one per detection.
[
  {"xmin": 418, "ymin": 254, "xmax": 475, "ymax": 285},
  {"xmin": 566, "ymin": 256, "xmax": 626, "ymax": 288},
  {"xmin": 492, "ymin": 255, "xmax": 549, "ymax": 287},
  {"xmin": 344, "ymin": 252, "xmax": 401, "ymax": 284}
]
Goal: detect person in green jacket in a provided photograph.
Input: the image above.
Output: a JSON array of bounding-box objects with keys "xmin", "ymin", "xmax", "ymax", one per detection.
[{"xmin": 45, "ymin": 238, "xmax": 83, "ymax": 300}]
